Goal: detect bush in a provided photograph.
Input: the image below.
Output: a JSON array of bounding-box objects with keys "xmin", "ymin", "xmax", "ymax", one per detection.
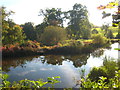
[
  {"xmin": 115, "ymin": 32, "xmax": 120, "ymax": 39},
  {"xmin": 88, "ymin": 67, "xmax": 107, "ymax": 82},
  {"xmin": 106, "ymin": 30, "xmax": 114, "ymax": 39},
  {"xmin": 88, "ymin": 57, "xmax": 119, "ymax": 82},
  {"xmin": 40, "ymin": 26, "xmax": 67, "ymax": 46},
  {"xmin": 60, "ymin": 40, "xmax": 84, "ymax": 48},
  {"xmin": 92, "ymin": 34, "xmax": 107, "ymax": 45},
  {"xmin": 81, "ymin": 70, "xmax": 120, "ymax": 88},
  {"xmin": 103, "ymin": 57, "xmax": 118, "ymax": 78},
  {"xmin": 20, "ymin": 40, "xmax": 40, "ymax": 48}
]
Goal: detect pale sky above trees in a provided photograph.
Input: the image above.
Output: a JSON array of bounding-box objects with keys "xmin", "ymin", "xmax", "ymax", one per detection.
[{"xmin": 1, "ymin": 0, "xmax": 117, "ymax": 26}]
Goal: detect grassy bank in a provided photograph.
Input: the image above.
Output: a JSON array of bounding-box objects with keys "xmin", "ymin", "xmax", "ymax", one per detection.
[{"xmin": 2, "ymin": 38, "xmax": 117, "ymax": 58}]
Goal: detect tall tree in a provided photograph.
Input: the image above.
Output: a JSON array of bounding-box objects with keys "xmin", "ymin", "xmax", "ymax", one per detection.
[
  {"xmin": 21, "ymin": 22, "xmax": 36, "ymax": 41},
  {"xmin": 39, "ymin": 8, "xmax": 65, "ymax": 26},
  {"xmin": 101, "ymin": 24, "xmax": 109, "ymax": 37},
  {"xmin": 35, "ymin": 22, "xmax": 48, "ymax": 41},
  {"xmin": 107, "ymin": 30, "xmax": 114, "ymax": 39},
  {"xmin": 2, "ymin": 7, "xmax": 26, "ymax": 45},
  {"xmin": 67, "ymin": 3, "xmax": 91, "ymax": 39}
]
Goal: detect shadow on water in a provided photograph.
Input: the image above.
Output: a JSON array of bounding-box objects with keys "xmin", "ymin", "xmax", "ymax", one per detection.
[
  {"xmin": 2, "ymin": 46, "xmax": 107, "ymax": 72},
  {"xmin": 2, "ymin": 43, "xmax": 119, "ymax": 88},
  {"xmin": 2, "ymin": 54, "xmax": 91, "ymax": 72}
]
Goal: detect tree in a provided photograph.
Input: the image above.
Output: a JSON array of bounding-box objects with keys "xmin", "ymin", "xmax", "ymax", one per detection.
[
  {"xmin": 92, "ymin": 29, "xmax": 99, "ymax": 34},
  {"xmin": 2, "ymin": 7, "xmax": 26, "ymax": 45},
  {"xmin": 67, "ymin": 3, "xmax": 91, "ymax": 39},
  {"xmin": 39, "ymin": 8, "xmax": 65, "ymax": 26},
  {"xmin": 35, "ymin": 22, "xmax": 48, "ymax": 41},
  {"xmin": 101, "ymin": 24, "xmax": 109, "ymax": 37},
  {"xmin": 21, "ymin": 22, "xmax": 37, "ymax": 41},
  {"xmin": 92, "ymin": 34, "xmax": 107, "ymax": 45},
  {"xmin": 40, "ymin": 26, "xmax": 67, "ymax": 46},
  {"xmin": 115, "ymin": 31, "xmax": 120, "ymax": 39},
  {"xmin": 79, "ymin": 19, "xmax": 91, "ymax": 39},
  {"xmin": 106, "ymin": 30, "xmax": 114, "ymax": 39}
]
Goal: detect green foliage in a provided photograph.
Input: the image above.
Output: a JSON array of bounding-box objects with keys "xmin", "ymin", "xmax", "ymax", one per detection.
[
  {"xmin": 35, "ymin": 22, "xmax": 48, "ymax": 41},
  {"xmin": 2, "ymin": 7, "xmax": 26, "ymax": 45},
  {"xmin": 0, "ymin": 68, "xmax": 60, "ymax": 89},
  {"xmin": 92, "ymin": 26, "xmax": 118, "ymax": 39},
  {"xmin": 103, "ymin": 57, "xmax": 118, "ymax": 78},
  {"xmin": 79, "ymin": 19, "xmax": 91, "ymax": 39},
  {"xmin": 39, "ymin": 8, "xmax": 64, "ymax": 26},
  {"xmin": 81, "ymin": 70, "xmax": 120, "ymax": 88},
  {"xmin": 88, "ymin": 67, "xmax": 107, "ymax": 82},
  {"xmin": 101, "ymin": 24, "xmax": 109, "ymax": 36},
  {"xmin": 109, "ymin": 26, "xmax": 118, "ymax": 37},
  {"xmin": 115, "ymin": 30, "xmax": 120, "ymax": 39},
  {"xmin": 88, "ymin": 57, "xmax": 119, "ymax": 84},
  {"xmin": 21, "ymin": 22, "xmax": 37, "ymax": 41},
  {"xmin": 47, "ymin": 76, "xmax": 60, "ymax": 88},
  {"xmin": 40, "ymin": 26, "xmax": 67, "ymax": 46},
  {"xmin": 20, "ymin": 40, "xmax": 40, "ymax": 48},
  {"xmin": 66, "ymin": 3, "xmax": 91, "ymax": 39},
  {"xmin": 2, "ymin": 40, "xmax": 41, "ymax": 58},
  {"xmin": 60, "ymin": 40, "xmax": 84, "ymax": 48},
  {"xmin": 92, "ymin": 29, "xmax": 99, "ymax": 34},
  {"xmin": 79, "ymin": 57, "xmax": 120, "ymax": 88},
  {"xmin": 117, "ymin": 59, "xmax": 120, "ymax": 69},
  {"xmin": 106, "ymin": 30, "xmax": 114, "ymax": 39},
  {"xmin": 92, "ymin": 34, "xmax": 107, "ymax": 45}
]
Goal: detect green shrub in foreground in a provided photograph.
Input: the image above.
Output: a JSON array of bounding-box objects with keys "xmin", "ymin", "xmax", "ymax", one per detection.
[
  {"xmin": 0, "ymin": 68, "xmax": 60, "ymax": 89},
  {"xmin": 88, "ymin": 57, "xmax": 119, "ymax": 82},
  {"xmin": 81, "ymin": 70, "xmax": 120, "ymax": 88}
]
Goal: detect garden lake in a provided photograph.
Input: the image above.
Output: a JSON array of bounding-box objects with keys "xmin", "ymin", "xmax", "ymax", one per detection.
[{"xmin": 2, "ymin": 43, "xmax": 120, "ymax": 88}]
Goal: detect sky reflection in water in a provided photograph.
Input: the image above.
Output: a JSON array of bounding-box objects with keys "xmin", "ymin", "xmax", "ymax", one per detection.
[{"xmin": 2, "ymin": 43, "xmax": 119, "ymax": 88}]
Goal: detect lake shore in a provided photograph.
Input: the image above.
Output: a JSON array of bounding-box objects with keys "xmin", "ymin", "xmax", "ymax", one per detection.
[{"xmin": 2, "ymin": 42, "xmax": 111, "ymax": 59}]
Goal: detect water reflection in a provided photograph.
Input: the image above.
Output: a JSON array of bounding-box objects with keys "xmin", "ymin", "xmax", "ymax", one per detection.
[
  {"xmin": 2, "ymin": 54, "xmax": 90, "ymax": 72},
  {"xmin": 2, "ymin": 57, "xmax": 34, "ymax": 72},
  {"xmin": 91, "ymin": 49, "xmax": 104, "ymax": 58},
  {"xmin": 2, "ymin": 43, "xmax": 119, "ymax": 88}
]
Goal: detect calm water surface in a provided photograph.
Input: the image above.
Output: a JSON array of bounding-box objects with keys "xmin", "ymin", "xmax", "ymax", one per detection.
[{"xmin": 2, "ymin": 43, "xmax": 119, "ymax": 88}]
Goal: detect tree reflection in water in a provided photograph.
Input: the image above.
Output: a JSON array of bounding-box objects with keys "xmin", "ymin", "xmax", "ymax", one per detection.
[
  {"xmin": 91, "ymin": 48, "xmax": 104, "ymax": 58},
  {"xmin": 2, "ymin": 57, "xmax": 34, "ymax": 72},
  {"xmin": 2, "ymin": 46, "xmax": 107, "ymax": 73},
  {"xmin": 2, "ymin": 53, "xmax": 92, "ymax": 72}
]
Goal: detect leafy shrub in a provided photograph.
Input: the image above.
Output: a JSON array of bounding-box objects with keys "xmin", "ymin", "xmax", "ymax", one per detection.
[
  {"xmin": 81, "ymin": 70, "xmax": 120, "ymax": 88},
  {"xmin": 2, "ymin": 40, "xmax": 41, "ymax": 58},
  {"xmin": 20, "ymin": 40, "xmax": 40, "ymax": 48},
  {"xmin": 40, "ymin": 26, "xmax": 67, "ymax": 46},
  {"xmin": 117, "ymin": 59, "xmax": 120, "ymax": 69},
  {"xmin": 0, "ymin": 67, "xmax": 60, "ymax": 89},
  {"xmin": 103, "ymin": 57, "xmax": 118, "ymax": 78},
  {"xmin": 88, "ymin": 57, "xmax": 119, "ymax": 82},
  {"xmin": 61, "ymin": 40, "xmax": 84, "ymax": 48},
  {"xmin": 92, "ymin": 34, "xmax": 107, "ymax": 45},
  {"xmin": 92, "ymin": 29, "xmax": 99, "ymax": 34},
  {"xmin": 88, "ymin": 67, "xmax": 107, "ymax": 82},
  {"xmin": 106, "ymin": 30, "xmax": 114, "ymax": 39}
]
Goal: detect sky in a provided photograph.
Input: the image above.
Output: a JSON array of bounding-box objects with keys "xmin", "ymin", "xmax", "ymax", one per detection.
[{"xmin": 0, "ymin": 0, "xmax": 117, "ymax": 26}]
